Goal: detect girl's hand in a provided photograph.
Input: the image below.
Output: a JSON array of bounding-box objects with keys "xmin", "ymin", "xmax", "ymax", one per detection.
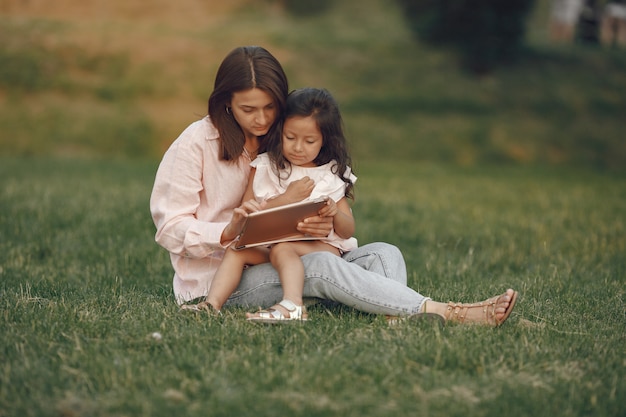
[
  {"xmin": 297, "ymin": 215, "xmax": 333, "ymax": 237},
  {"xmin": 282, "ymin": 176, "xmax": 315, "ymax": 204},
  {"xmin": 315, "ymin": 197, "xmax": 355, "ymax": 240},
  {"xmin": 317, "ymin": 198, "xmax": 338, "ymax": 218}
]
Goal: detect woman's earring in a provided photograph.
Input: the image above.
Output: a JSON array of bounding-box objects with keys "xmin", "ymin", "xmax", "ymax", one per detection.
[{"xmin": 226, "ymin": 107, "xmax": 232, "ymax": 115}]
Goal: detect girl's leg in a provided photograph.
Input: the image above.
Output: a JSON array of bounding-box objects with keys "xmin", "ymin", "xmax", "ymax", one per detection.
[
  {"xmin": 246, "ymin": 241, "xmax": 340, "ymax": 319},
  {"xmin": 270, "ymin": 241, "xmax": 340, "ymax": 306},
  {"xmin": 207, "ymin": 247, "xmax": 269, "ymax": 310}
]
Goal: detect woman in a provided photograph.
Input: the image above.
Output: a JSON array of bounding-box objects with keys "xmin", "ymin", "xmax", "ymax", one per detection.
[{"xmin": 150, "ymin": 46, "xmax": 518, "ymax": 326}]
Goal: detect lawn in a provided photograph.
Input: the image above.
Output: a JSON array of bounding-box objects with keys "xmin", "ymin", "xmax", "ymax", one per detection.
[
  {"xmin": 1, "ymin": 157, "xmax": 624, "ymax": 417},
  {"xmin": 1, "ymin": 0, "xmax": 625, "ymax": 415}
]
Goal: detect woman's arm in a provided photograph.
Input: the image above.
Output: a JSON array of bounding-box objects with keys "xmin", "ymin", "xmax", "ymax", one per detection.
[{"xmin": 150, "ymin": 122, "xmax": 247, "ymax": 258}]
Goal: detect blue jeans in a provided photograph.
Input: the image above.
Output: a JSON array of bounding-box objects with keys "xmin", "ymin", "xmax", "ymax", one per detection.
[{"xmin": 225, "ymin": 242, "xmax": 428, "ymax": 316}]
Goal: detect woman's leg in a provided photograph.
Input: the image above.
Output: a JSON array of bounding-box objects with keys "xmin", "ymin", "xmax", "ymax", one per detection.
[
  {"xmin": 341, "ymin": 241, "xmax": 407, "ymax": 285},
  {"xmin": 226, "ymin": 242, "xmax": 423, "ymax": 315},
  {"xmin": 422, "ymin": 289, "xmax": 518, "ymax": 327},
  {"xmin": 226, "ymin": 242, "xmax": 517, "ymax": 326}
]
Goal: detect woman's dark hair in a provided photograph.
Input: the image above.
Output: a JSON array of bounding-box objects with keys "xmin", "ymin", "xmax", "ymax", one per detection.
[
  {"xmin": 208, "ymin": 46, "xmax": 288, "ymax": 161},
  {"xmin": 267, "ymin": 87, "xmax": 355, "ymax": 200}
]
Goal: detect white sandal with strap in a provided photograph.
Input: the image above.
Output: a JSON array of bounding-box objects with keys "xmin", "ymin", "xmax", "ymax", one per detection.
[{"xmin": 246, "ymin": 299, "xmax": 308, "ymax": 324}]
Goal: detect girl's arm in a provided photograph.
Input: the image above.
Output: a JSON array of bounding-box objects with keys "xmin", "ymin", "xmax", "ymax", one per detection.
[
  {"xmin": 241, "ymin": 168, "xmax": 257, "ymax": 203},
  {"xmin": 263, "ymin": 176, "xmax": 315, "ymax": 209},
  {"xmin": 318, "ymin": 197, "xmax": 354, "ymax": 239}
]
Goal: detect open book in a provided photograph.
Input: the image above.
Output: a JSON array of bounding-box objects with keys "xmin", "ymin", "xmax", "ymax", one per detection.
[{"xmin": 234, "ymin": 197, "xmax": 328, "ymax": 250}]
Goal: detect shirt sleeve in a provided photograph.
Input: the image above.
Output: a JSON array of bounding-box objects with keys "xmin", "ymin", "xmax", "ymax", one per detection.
[
  {"xmin": 150, "ymin": 122, "xmax": 228, "ymax": 259},
  {"xmin": 250, "ymin": 153, "xmax": 283, "ymax": 202},
  {"xmin": 316, "ymin": 164, "xmax": 357, "ymax": 203}
]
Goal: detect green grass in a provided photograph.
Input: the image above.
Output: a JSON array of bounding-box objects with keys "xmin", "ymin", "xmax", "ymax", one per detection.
[
  {"xmin": 1, "ymin": 157, "xmax": 624, "ymax": 417},
  {"xmin": 1, "ymin": 1, "xmax": 625, "ymax": 414}
]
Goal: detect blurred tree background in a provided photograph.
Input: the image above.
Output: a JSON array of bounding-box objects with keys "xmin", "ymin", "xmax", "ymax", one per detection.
[
  {"xmin": 0, "ymin": 0, "xmax": 624, "ymax": 169},
  {"xmin": 396, "ymin": 0, "xmax": 536, "ymax": 73}
]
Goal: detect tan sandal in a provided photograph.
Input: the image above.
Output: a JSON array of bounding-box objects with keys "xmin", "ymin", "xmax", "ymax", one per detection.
[
  {"xmin": 247, "ymin": 299, "xmax": 308, "ymax": 324},
  {"xmin": 444, "ymin": 290, "xmax": 518, "ymax": 327},
  {"xmin": 179, "ymin": 300, "xmax": 221, "ymax": 316}
]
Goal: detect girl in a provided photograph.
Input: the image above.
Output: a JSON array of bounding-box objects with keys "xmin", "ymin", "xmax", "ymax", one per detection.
[{"xmin": 205, "ymin": 88, "xmax": 358, "ymax": 322}]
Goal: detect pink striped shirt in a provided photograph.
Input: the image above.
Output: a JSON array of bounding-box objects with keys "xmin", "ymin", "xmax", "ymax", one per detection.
[{"xmin": 150, "ymin": 117, "xmax": 252, "ymax": 303}]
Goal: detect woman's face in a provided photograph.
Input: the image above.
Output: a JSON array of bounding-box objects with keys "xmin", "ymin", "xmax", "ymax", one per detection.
[
  {"xmin": 281, "ymin": 115, "xmax": 323, "ymax": 168},
  {"xmin": 230, "ymin": 88, "xmax": 277, "ymax": 140}
]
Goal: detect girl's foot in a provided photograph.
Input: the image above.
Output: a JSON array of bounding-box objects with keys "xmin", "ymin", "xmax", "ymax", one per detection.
[{"xmin": 246, "ymin": 299, "xmax": 308, "ymax": 323}]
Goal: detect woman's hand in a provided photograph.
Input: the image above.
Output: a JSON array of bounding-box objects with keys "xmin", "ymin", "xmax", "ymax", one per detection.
[{"xmin": 221, "ymin": 199, "xmax": 265, "ymax": 243}]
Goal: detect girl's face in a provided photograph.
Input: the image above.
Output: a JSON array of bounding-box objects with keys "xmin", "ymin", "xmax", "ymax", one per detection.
[
  {"xmin": 281, "ymin": 115, "xmax": 323, "ymax": 168},
  {"xmin": 230, "ymin": 88, "xmax": 277, "ymax": 140}
]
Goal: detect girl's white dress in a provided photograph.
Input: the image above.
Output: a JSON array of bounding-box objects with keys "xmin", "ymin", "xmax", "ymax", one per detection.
[{"xmin": 250, "ymin": 153, "xmax": 358, "ymax": 252}]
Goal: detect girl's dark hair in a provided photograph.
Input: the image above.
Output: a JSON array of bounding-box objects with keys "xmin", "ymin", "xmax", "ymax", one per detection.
[
  {"xmin": 208, "ymin": 46, "xmax": 288, "ymax": 161},
  {"xmin": 267, "ymin": 87, "xmax": 355, "ymax": 200}
]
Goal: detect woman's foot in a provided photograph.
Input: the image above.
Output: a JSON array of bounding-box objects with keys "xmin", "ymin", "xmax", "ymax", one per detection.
[
  {"xmin": 427, "ymin": 289, "xmax": 518, "ymax": 327},
  {"xmin": 179, "ymin": 300, "xmax": 221, "ymax": 315},
  {"xmin": 246, "ymin": 299, "xmax": 308, "ymax": 323}
]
